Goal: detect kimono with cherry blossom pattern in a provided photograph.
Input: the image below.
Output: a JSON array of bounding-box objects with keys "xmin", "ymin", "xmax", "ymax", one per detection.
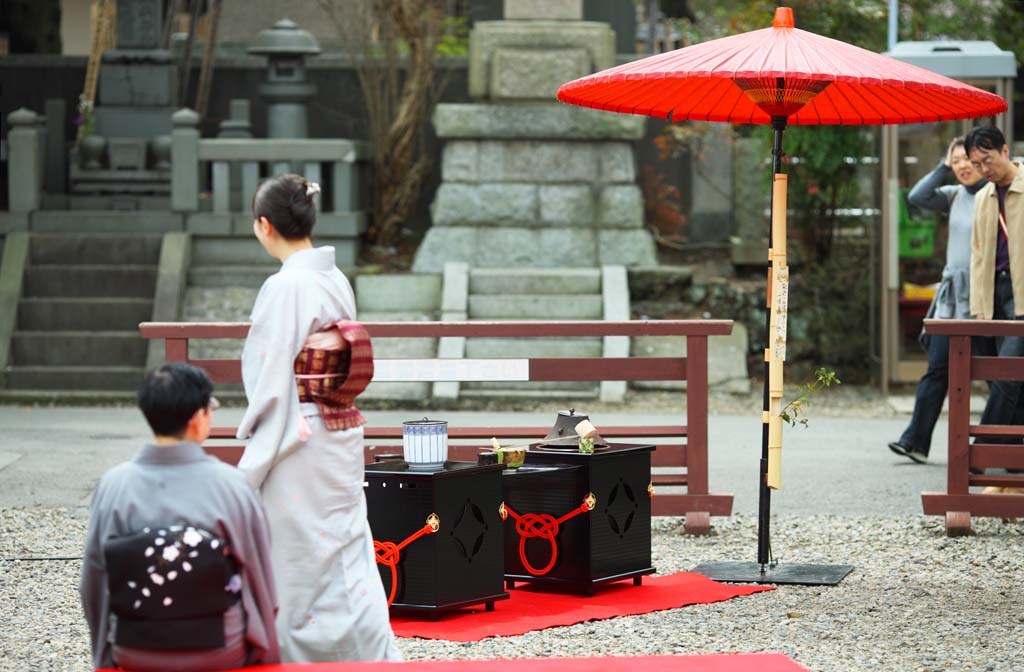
[{"xmin": 80, "ymin": 441, "xmax": 279, "ymax": 670}]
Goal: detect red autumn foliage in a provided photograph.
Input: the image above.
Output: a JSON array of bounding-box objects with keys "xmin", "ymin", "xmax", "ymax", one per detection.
[{"xmin": 639, "ymin": 165, "xmax": 688, "ymax": 244}]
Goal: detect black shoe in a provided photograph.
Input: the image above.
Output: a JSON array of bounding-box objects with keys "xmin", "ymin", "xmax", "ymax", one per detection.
[
  {"xmin": 905, "ymin": 449, "xmax": 928, "ymax": 464},
  {"xmin": 888, "ymin": 441, "xmax": 910, "ymax": 457},
  {"xmin": 889, "ymin": 441, "xmax": 928, "ymax": 464}
]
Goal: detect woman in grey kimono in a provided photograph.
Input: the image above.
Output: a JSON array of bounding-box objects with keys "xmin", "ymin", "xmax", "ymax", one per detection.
[
  {"xmin": 888, "ymin": 138, "xmax": 985, "ymax": 464},
  {"xmin": 236, "ymin": 174, "xmax": 401, "ymax": 662}
]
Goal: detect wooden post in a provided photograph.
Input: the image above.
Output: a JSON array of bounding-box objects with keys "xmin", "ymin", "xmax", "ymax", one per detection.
[
  {"xmin": 685, "ymin": 334, "xmax": 710, "ymax": 534},
  {"xmin": 194, "ymin": 0, "xmax": 222, "ymax": 120},
  {"xmin": 948, "ymin": 335, "xmax": 972, "ymax": 495},
  {"xmin": 178, "ymin": 0, "xmax": 203, "ymax": 106},
  {"xmin": 161, "ymin": 0, "xmax": 183, "ymax": 49},
  {"xmin": 164, "ymin": 338, "xmax": 189, "ymax": 363}
]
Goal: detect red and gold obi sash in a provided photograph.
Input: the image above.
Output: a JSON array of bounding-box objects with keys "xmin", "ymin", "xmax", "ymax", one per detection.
[{"xmin": 293, "ymin": 320, "xmax": 374, "ymax": 431}]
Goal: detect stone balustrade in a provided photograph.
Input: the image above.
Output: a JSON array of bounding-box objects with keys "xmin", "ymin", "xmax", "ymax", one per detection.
[{"xmin": 170, "ymin": 108, "xmax": 371, "ymax": 217}]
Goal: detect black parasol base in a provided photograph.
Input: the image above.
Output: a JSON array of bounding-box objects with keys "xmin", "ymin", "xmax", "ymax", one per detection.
[{"xmin": 690, "ymin": 561, "xmax": 854, "ymax": 586}]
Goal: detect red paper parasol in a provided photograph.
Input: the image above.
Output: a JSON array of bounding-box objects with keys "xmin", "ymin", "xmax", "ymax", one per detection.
[
  {"xmin": 557, "ymin": 7, "xmax": 1007, "ymax": 584},
  {"xmin": 557, "ymin": 7, "xmax": 1006, "ymax": 125}
]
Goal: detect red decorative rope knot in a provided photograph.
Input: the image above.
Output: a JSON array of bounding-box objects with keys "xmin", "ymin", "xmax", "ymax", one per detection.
[
  {"xmin": 373, "ymin": 513, "xmax": 440, "ymax": 606},
  {"xmin": 501, "ymin": 493, "xmax": 596, "ymax": 576},
  {"xmin": 648, "ymin": 481, "xmax": 655, "ymax": 499}
]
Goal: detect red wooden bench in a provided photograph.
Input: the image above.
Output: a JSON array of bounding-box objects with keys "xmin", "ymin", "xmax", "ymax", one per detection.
[
  {"xmin": 139, "ymin": 320, "xmax": 734, "ymax": 534},
  {"xmin": 921, "ymin": 319, "xmax": 1024, "ymax": 536}
]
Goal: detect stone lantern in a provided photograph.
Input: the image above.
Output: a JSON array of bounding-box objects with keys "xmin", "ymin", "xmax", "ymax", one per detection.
[{"xmin": 247, "ymin": 18, "xmax": 321, "ymax": 138}]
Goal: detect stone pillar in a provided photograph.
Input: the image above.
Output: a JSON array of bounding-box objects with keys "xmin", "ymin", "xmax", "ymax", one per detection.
[
  {"xmin": 7, "ymin": 109, "xmax": 43, "ymax": 213},
  {"xmin": 503, "ymin": 0, "xmax": 583, "ymax": 20},
  {"xmin": 116, "ymin": 0, "xmax": 163, "ymax": 49},
  {"xmin": 468, "ymin": 2, "xmax": 613, "ymax": 101},
  {"xmin": 94, "ymin": 0, "xmax": 178, "ymax": 138},
  {"xmin": 171, "ymin": 109, "xmax": 200, "ymax": 212},
  {"xmin": 215, "ymin": 99, "xmax": 255, "ymax": 213}
]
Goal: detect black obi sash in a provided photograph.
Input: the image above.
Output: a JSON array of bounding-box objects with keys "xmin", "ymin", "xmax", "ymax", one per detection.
[{"xmin": 104, "ymin": 525, "xmax": 240, "ymax": 650}]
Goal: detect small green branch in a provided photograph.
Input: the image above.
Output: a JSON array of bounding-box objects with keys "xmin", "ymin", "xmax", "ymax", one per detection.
[{"xmin": 779, "ymin": 367, "xmax": 840, "ymax": 428}]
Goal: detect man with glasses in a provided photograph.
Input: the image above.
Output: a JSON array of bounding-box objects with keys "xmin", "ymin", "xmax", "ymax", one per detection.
[
  {"xmin": 966, "ymin": 126, "xmax": 1024, "ymax": 454},
  {"xmin": 80, "ymin": 363, "xmax": 280, "ymax": 670}
]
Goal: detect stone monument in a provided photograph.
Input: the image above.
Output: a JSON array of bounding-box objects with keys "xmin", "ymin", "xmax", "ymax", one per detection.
[
  {"xmin": 70, "ymin": 0, "xmax": 178, "ymax": 207},
  {"xmin": 412, "ymin": 0, "xmax": 656, "ymax": 271}
]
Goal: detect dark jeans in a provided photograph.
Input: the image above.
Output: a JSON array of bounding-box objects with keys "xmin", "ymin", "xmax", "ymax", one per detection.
[
  {"xmin": 899, "ymin": 333, "xmax": 950, "ymax": 456},
  {"xmin": 900, "ymin": 333, "xmax": 997, "ymax": 456},
  {"xmin": 978, "ymin": 272, "xmax": 1024, "ymax": 444}
]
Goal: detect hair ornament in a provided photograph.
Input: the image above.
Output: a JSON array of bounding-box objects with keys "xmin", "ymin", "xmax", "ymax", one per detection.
[{"xmin": 306, "ymin": 181, "xmax": 322, "ymax": 197}]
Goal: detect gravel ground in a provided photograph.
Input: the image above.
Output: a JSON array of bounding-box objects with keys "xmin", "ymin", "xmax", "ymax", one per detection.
[{"xmin": 2, "ymin": 507, "xmax": 1021, "ymax": 672}]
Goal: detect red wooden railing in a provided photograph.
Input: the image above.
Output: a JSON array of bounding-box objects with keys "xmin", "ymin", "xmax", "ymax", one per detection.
[
  {"xmin": 139, "ymin": 320, "xmax": 735, "ymax": 534},
  {"xmin": 921, "ymin": 319, "xmax": 1024, "ymax": 535}
]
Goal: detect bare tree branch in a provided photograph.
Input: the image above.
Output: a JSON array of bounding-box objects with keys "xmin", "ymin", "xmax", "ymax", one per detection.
[{"xmin": 320, "ymin": 0, "xmax": 449, "ymax": 247}]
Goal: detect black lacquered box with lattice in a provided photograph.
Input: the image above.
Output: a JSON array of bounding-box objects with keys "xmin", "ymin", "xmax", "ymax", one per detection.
[
  {"xmin": 501, "ymin": 444, "xmax": 656, "ymax": 594},
  {"xmin": 364, "ymin": 461, "xmax": 509, "ymax": 613}
]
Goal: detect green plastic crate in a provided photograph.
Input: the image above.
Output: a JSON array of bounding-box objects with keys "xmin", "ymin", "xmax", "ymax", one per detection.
[{"xmin": 898, "ymin": 188, "xmax": 935, "ymax": 259}]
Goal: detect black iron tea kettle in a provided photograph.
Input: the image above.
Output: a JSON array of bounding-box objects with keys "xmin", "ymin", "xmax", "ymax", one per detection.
[{"xmin": 540, "ymin": 408, "xmax": 606, "ymax": 448}]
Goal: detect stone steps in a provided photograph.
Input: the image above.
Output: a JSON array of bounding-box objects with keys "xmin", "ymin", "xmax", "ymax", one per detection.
[
  {"xmin": 186, "ymin": 238, "xmax": 356, "ymax": 289},
  {"xmin": 468, "ymin": 294, "xmax": 603, "ymax": 320},
  {"xmin": 12, "ymin": 331, "xmax": 148, "ymax": 366},
  {"xmin": 464, "ymin": 337, "xmax": 602, "ymax": 358},
  {"xmin": 30, "ymin": 210, "xmax": 183, "ymax": 234},
  {"xmin": 458, "ymin": 267, "xmax": 607, "ymax": 400},
  {"xmin": 23, "ymin": 264, "xmax": 158, "ymax": 297},
  {"xmin": 469, "ymin": 268, "xmax": 601, "ymax": 295},
  {"xmin": 355, "ymin": 267, "xmax": 439, "ymax": 402},
  {"xmin": 187, "ymin": 265, "xmax": 277, "ymax": 288},
  {"xmin": 5, "ymin": 365, "xmax": 146, "ymax": 391},
  {"xmin": 4, "ymin": 233, "xmax": 160, "ymax": 393},
  {"xmin": 17, "ymin": 297, "xmax": 153, "ymax": 331},
  {"xmin": 29, "ymin": 233, "xmax": 162, "ymax": 265}
]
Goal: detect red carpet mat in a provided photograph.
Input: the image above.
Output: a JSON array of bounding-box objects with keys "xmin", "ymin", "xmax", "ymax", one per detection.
[
  {"xmin": 390, "ymin": 572, "xmax": 773, "ymax": 641},
  {"xmin": 242, "ymin": 653, "xmax": 806, "ymax": 671}
]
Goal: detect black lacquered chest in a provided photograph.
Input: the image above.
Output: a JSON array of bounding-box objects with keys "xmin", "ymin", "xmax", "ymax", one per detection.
[
  {"xmin": 364, "ymin": 460, "xmax": 509, "ymax": 613},
  {"xmin": 501, "ymin": 443, "xmax": 656, "ymax": 594}
]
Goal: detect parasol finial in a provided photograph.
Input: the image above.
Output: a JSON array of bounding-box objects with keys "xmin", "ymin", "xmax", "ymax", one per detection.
[{"xmin": 772, "ymin": 7, "xmax": 794, "ymax": 28}]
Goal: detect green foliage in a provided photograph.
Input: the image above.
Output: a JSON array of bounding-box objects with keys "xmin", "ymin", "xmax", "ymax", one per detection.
[
  {"xmin": 787, "ymin": 246, "xmax": 875, "ymax": 380},
  {"xmin": 779, "ymin": 367, "xmax": 841, "ymax": 428},
  {"xmin": 436, "ymin": 16, "xmax": 469, "ymax": 58},
  {"xmin": 75, "ymin": 97, "xmax": 95, "ymax": 139},
  {"xmin": 758, "ymin": 124, "xmax": 871, "ymax": 264},
  {"xmin": 686, "ymin": 0, "xmax": 1016, "ymax": 48},
  {"xmin": 992, "ymin": 1, "xmax": 1024, "ymax": 67}
]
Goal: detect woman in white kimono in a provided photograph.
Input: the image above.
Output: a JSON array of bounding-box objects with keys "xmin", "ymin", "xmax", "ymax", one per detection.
[{"xmin": 236, "ymin": 174, "xmax": 401, "ymax": 662}]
